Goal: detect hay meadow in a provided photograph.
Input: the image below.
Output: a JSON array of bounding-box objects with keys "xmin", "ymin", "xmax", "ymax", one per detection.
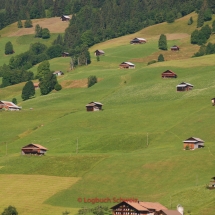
[{"xmin": 0, "ymin": 14, "xmax": 215, "ymax": 215}]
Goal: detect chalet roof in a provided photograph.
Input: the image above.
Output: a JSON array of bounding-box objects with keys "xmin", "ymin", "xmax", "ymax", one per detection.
[
  {"xmin": 62, "ymin": 52, "xmax": 69, "ymax": 55},
  {"xmin": 0, "ymin": 101, "xmax": 21, "ymax": 109},
  {"xmin": 121, "ymin": 62, "xmax": 135, "ymax": 66},
  {"xmin": 62, "ymin": 15, "xmax": 70, "ymax": 19},
  {"xmin": 132, "ymin": 37, "xmax": 146, "ymax": 41},
  {"xmin": 95, "ymin": 50, "xmax": 105, "ymax": 54},
  {"xmin": 111, "ymin": 201, "xmax": 167, "ymax": 212},
  {"xmin": 161, "ymin": 210, "xmax": 182, "ymax": 215},
  {"xmin": 171, "ymin": 45, "xmax": 179, "ymax": 48},
  {"xmin": 176, "ymin": 82, "xmax": 193, "ymax": 87},
  {"xmin": 22, "ymin": 143, "xmax": 48, "ymax": 150},
  {"xmin": 183, "ymin": 137, "xmax": 204, "ymax": 143},
  {"xmin": 86, "ymin": 102, "xmax": 103, "ymax": 107},
  {"xmin": 162, "ymin": 70, "xmax": 176, "ymax": 74}
]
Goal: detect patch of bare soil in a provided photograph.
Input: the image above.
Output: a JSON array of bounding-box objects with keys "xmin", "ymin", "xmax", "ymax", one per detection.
[
  {"xmin": 61, "ymin": 78, "xmax": 103, "ymax": 89},
  {"xmin": 8, "ymin": 17, "xmax": 70, "ymax": 37}
]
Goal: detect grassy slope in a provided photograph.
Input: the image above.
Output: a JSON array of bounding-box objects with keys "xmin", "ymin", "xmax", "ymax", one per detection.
[{"xmin": 1, "ymin": 13, "xmax": 215, "ymax": 215}]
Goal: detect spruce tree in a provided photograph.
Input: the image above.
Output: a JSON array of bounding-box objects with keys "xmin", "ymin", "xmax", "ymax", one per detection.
[
  {"xmin": 158, "ymin": 54, "xmax": 164, "ymax": 62},
  {"xmin": 21, "ymin": 81, "xmax": 35, "ymax": 100},
  {"xmin": 158, "ymin": 34, "xmax": 167, "ymax": 50},
  {"xmin": 5, "ymin": 41, "xmax": 14, "ymax": 55},
  {"xmin": 35, "ymin": 24, "xmax": 42, "ymax": 38},
  {"xmin": 17, "ymin": 20, "xmax": 23, "ymax": 28},
  {"xmin": 88, "ymin": 76, "xmax": 97, "ymax": 88},
  {"xmin": 24, "ymin": 18, "xmax": 33, "ymax": 28}
]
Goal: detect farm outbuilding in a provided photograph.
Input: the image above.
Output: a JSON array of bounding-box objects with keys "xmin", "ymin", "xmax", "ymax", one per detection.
[
  {"xmin": 211, "ymin": 98, "xmax": 215, "ymax": 106},
  {"xmin": 94, "ymin": 50, "xmax": 105, "ymax": 56},
  {"xmin": 207, "ymin": 177, "xmax": 215, "ymax": 189},
  {"xmin": 130, "ymin": 38, "xmax": 146, "ymax": 44},
  {"xmin": 183, "ymin": 137, "xmax": 204, "ymax": 150},
  {"xmin": 171, "ymin": 45, "xmax": 180, "ymax": 51},
  {"xmin": 62, "ymin": 52, "xmax": 69, "ymax": 57},
  {"xmin": 161, "ymin": 70, "xmax": 177, "ymax": 78},
  {"xmin": 60, "ymin": 15, "xmax": 71, "ymax": 21},
  {"xmin": 53, "ymin": 71, "xmax": 64, "ymax": 76},
  {"xmin": 86, "ymin": 102, "xmax": 103, "ymax": 111},
  {"xmin": 111, "ymin": 201, "xmax": 167, "ymax": 215},
  {"xmin": 0, "ymin": 101, "xmax": 21, "ymax": 111},
  {"xmin": 176, "ymin": 82, "xmax": 193, "ymax": 91},
  {"xmin": 21, "ymin": 143, "xmax": 48, "ymax": 155},
  {"xmin": 119, "ymin": 62, "xmax": 135, "ymax": 69}
]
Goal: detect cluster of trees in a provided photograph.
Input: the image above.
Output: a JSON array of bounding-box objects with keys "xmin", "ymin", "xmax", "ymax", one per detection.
[
  {"xmin": 191, "ymin": 24, "xmax": 213, "ymax": 45},
  {"xmin": 35, "ymin": 24, "xmax": 50, "ymax": 39},
  {"xmin": 193, "ymin": 42, "xmax": 215, "ymax": 57},
  {"xmin": 1, "ymin": 205, "xmax": 18, "ymax": 215}
]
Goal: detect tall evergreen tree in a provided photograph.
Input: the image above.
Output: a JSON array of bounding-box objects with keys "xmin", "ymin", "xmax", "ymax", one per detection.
[
  {"xmin": 158, "ymin": 34, "xmax": 167, "ymax": 50},
  {"xmin": 5, "ymin": 41, "xmax": 14, "ymax": 55},
  {"xmin": 21, "ymin": 80, "xmax": 35, "ymax": 100}
]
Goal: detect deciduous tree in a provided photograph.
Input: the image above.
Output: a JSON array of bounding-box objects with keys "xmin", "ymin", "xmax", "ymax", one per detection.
[
  {"xmin": 22, "ymin": 80, "xmax": 35, "ymax": 100},
  {"xmin": 1, "ymin": 205, "xmax": 18, "ymax": 215}
]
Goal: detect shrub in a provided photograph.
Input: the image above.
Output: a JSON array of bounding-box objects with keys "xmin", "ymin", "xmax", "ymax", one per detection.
[
  {"xmin": 185, "ymin": 145, "xmax": 190, "ymax": 150},
  {"xmin": 24, "ymin": 19, "xmax": 33, "ymax": 28},
  {"xmin": 5, "ymin": 41, "xmax": 14, "ymax": 55},
  {"xmin": 42, "ymin": 28, "xmax": 50, "ymax": 39},
  {"xmin": 54, "ymin": 83, "xmax": 62, "ymax": 91},
  {"xmin": 158, "ymin": 54, "xmax": 164, "ymax": 62},
  {"xmin": 17, "ymin": 20, "xmax": 23, "ymax": 28},
  {"xmin": 12, "ymin": 98, "xmax": 17, "ymax": 104},
  {"xmin": 88, "ymin": 75, "xmax": 97, "ymax": 88},
  {"xmin": 147, "ymin": 60, "xmax": 157, "ymax": 65}
]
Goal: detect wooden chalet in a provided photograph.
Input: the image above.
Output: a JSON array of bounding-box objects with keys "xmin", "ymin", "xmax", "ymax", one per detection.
[
  {"xmin": 0, "ymin": 101, "xmax": 21, "ymax": 111},
  {"xmin": 161, "ymin": 70, "xmax": 177, "ymax": 78},
  {"xmin": 171, "ymin": 45, "xmax": 180, "ymax": 51},
  {"xmin": 111, "ymin": 201, "xmax": 167, "ymax": 215},
  {"xmin": 53, "ymin": 71, "xmax": 64, "ymax": 76},
  {"xmin": 130, "ymin": 38, "xmax": 146, "ymax": 44},
  {"xmin": 60, "ymin": 15, "xmax": 71, "ymax": 21},
  {"xmin": 94, "ymin": 50, "xmax": 105, "ymax": 56},
  {"xmin": 119, "ymin": 62, "xmax": 135, "ymax": 69},
  {"xmin": 159, "ymin": 210, "xmax": 182, "ymax": 215},
  {"xmin": 176, "ymin": 82, "xmax": 193, "ymax": 91},
  {"xmin": 21, "ymin": 143, "xmax": 48, "ymax": 155},
  {"xmin": 183, "ymin": 137, "xmax": 204, "ymax": 150},
  {"xmin": 62, "ymin": 52, "xmax": 69, "ymax": 57},
  {"xmin": 211, "ymin": 98, "xmax": 215, "ymax": 106},
  {"xmin": 207, "ymin": 177, "xmax": 215, "ymax": 189},
  {"xmin": 86, "ymin": 102, "xmax": 103, "ymax": 111}
]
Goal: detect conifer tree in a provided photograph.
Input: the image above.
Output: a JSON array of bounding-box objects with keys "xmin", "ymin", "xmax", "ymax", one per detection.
[
  {"xmin": 158, "ymin": 34, "xmax": 167, "ymax": 50},
  {"xmin": 21, "ymin": 81, "xmax": 35, "ymax": 100},
  {"xmin": 158, "ymin": 54, "xmax": 164, "ymax": 62},
  {"xmin": 17, "ymin": 20, "xmax": 23, "ymax": 28},
  {"xmin": 24, "ymin": 18, "xmax": 33, "ymax": 28},
  {"xmin": 5, "ymin": 41, "xmax": 14, "ymax": 55}
]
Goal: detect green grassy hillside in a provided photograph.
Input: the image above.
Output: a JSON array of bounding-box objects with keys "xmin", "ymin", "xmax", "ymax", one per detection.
[{"xmin": 0, "ymin": 13, "xmax": 215, "ymax": 215}]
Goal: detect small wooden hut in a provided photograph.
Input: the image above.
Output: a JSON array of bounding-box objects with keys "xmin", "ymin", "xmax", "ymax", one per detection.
[
  {"xmin": 207, "ymin": 177, "xmax": 215, "ymax": 189},
  {"xmin": 176, "ymin": 82, "xmax": 193, "ymax": 91},
  {"xmin": 62, "ymin": 52, "xmax": 69, "ymax": 57},
  {"xmin": 94, "ymin": 50, "xmax": 105, "ymax": 56},
  {"xmin": 183, "ymin": 137, "xmax": 204, "ymax": 150},
  {"xmin": 171, "ymin": 45, "xmax": 180, "ymax": 51},
  {"xmin": 130, "ymin": 38, "xmax": 146, "ymax": 44},
  {"xmin": 60, "ymin": 15, "xmax": 71, "ymax": 21},
  {"xmin": 21, "ymin": 143, "xmax": 48, "ymax": 155},
  {"xmin": 86, "ymin": 102, "xmax": 103, "ymax": 111},
  {"xmin": 119, "ymin": 62, "xmax": 135, "ymax": 69},
  {"xmin": 161, "ymin": 70, "xmax": 177, "ymax": 78}
]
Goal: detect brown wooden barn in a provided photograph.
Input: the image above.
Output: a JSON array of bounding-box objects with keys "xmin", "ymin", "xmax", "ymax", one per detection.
[
  {"xmin": 0, "ymin": 101, "xmax": 21, "ymax": 111},
  {"xmin": 130, "ymin": 38, "xmax": 147, "ymax": 44},
  {"xmin": 62, "ymin": 52, "xmax": 69, "ymax": 57},
  {"xmin": 119, "ymin": 62, "xmax": 135, "ymax": 69},
  {"xmin": 94, "ymin": 50, "xmax": 105, "ymax": 56},
  {"xmin": 21, "ymin": 143, "xmax": 48, "ymax": 155},
  {"xmin": 111, "ymin": 201, "xmax": 167, "ymax": 215},
  {"xmin": 60, "ymin": 15, "xmax": 71, "ymax": 21},
  {"xmin": 183, "ymin": 137, "xmax": 204, "ymax": 150},
  {"xmin": 86, "ymin": 102, "xmax": 103, "ymax": 111},
  {"xmin": 161, "ymin": 70, "xmax": 177, "ymax": 78},
  {"xmin": 176, "ymin": 82, "xmax": 193, "ymax": 91},
  {"xmin": 171, "ymin": 45, "xmax": 180, "ymax": 51}
]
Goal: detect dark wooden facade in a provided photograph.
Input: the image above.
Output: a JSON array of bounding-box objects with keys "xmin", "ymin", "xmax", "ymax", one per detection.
[
  {"xmin": 21, "ymin": 143, "xmax": 48, "ymax": 155},
  {"xmin": 111, "ymin": 201, "xmax": 167, "ymax": 215},
  {"xmin": 61, "ymin": 15, "xmax": 70, "ymax": 21},
  {"xmin": 130, "ymin": 38, "xmax": 146, "ymax": 44},
  {"xmin": 171, "ymin": 45, "xmax": 180, "ymax": 51},
  {"xmin": 119, "ymin": 62, "xmax": 135, "ymax": 69},
  {"xmin": 62, "ymin": 52, "xmax": 69, "ymax": 57},
  {"xmin": 86, "ymin": 102, "xmax": 103, "ymax": 111},
  {"xmin": 161, "ymin": 70, "xmax": 177, "ymax": 78},
  {"xmin": 94, "ymin": 50, "xmax": 105, "ymax": 56},
  {"xmin": 176, "ymin": 82, "xmax": 193, "ymax": 91}
]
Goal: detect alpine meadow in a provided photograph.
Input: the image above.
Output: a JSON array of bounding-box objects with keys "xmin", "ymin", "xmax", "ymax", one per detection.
[{"xmin": 0, "ymin": 1, "xmax": 215, "ymax": 215}]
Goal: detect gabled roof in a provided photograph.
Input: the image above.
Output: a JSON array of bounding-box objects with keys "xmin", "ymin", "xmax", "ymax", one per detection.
[
  {"xmin": 86, "ymin": 102, "xmax": 103, "ymax": 107},
  {"xmin": 0, "ymin": 101, "xmax": 21, "ymax": 109},
  {"xmin": 62, "ymin": 15, "xmax": 70, "ymax": 19},
  {"xmin": 132, "ymin": 37, "xmax": 146, "ymax": 41},
  {"xmin": 183, "ymin": 137, "xmax": 204, "ymax": 143},
  {"xmin": 95, "ymin": 50, "xmax": 105, "ymax": 54},
  {"xmin": 22, "ymin": 143, "xmax": 48, "ymax": 150},
  {"xmin": 176, "ymin": 82, "xmax": 193, "ymax": 87},
  {"xmin": 161, "ymin": 210, "xmax": 182, "ymax": 215},
  {"xmin": 162, "ymin": 70, "xmax": 176, "ymax": 74},
  {"xmin": 121, "ymin": 62, "xmax": 135, "ymax": 66},
  {"xmin": 171, "ymin": 45, "xmax": 179, "ymax": 48}
]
